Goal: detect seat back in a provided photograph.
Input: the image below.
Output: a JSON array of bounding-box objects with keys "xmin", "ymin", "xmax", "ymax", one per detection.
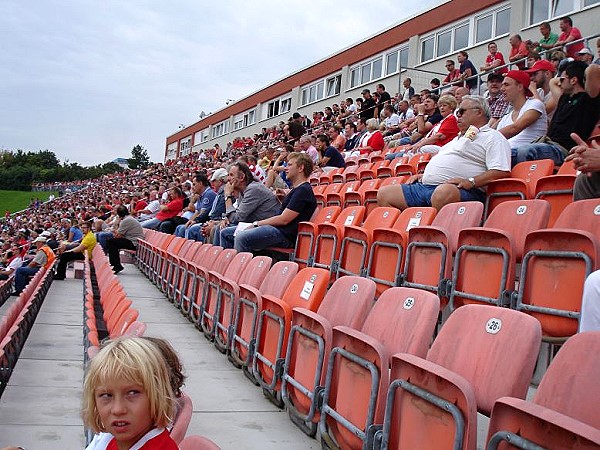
[
  {"xmin": 319, "ymin": 287, "xmax": 440, "ymax": 450},
  {"xmin": 259, "ymin": 261, "xmax": 299, "ymax": 298},
  {"xmin": 534, "ymin": 331, "xmax": 600, "ymax": 429},
  {"xmin": 237, "ymin": 256, "xmax": 272, "ymax": 288},
  {"xmin": 554, "ymin": 198, "xmax": 600, "ymax": 237},
  {"xmin": 170, "ymin": 392, "xmax": 193, "ymax": 444},
  {"xmin": 179, "ymin": 435, "xmax": 221, "ymax": 450},
  {"xmin": 429, "ymin": 304, "xmax": 541, "ymax": 415}
]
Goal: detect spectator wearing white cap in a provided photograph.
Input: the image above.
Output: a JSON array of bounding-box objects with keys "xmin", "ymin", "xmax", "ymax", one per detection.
[
  {"xmin": 13, "ymin": 236, "xmax": 56, "ymax": 295},
  {"xmin": 577, "ymin": 47, "xmax": 594, "ymax": 65}
]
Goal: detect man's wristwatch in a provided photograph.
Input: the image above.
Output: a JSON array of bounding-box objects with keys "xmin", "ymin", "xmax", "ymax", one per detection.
[
  {"xmin": 252, "ymin": 221, "xmax": 259, "ymax": 227},
  {"xmin": 468, "ymin": 177, "xmax": 476, "ymax": 187}
]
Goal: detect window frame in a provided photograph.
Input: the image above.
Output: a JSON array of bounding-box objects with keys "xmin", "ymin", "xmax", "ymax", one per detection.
[
  {"xmin": 528, "ymin": 0, "xmax": 598, "ymax": 25},
  {"xmin": 347, "ymin": 43, "xmax": 408, "ymax": 90}
]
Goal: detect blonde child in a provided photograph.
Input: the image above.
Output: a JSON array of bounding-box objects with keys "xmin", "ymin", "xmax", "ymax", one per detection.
[{"xmin": 82, "ymin": 336, "xmax": 178, "ymax": 450}]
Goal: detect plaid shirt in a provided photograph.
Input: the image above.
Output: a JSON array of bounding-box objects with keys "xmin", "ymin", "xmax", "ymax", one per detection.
[{"xmin": 487, "ymin": 92, "xmax": 509, "ymax": 119}]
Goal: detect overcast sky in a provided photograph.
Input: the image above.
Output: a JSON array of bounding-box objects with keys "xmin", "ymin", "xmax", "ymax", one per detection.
[{"xmin": 1, "ymin": 0, "xmax": 440, "ymax": 166}]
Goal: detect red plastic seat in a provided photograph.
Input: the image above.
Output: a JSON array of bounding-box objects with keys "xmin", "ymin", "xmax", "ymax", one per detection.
[
  {"xmin": 375, "ymin": 304, "xmax": 541, "ymax": 450},
  {"xmin": 318, "ymin": 287, "xmax": 440, "ymax": 450},
  {"xmin": 293, "ymin": 206, "xmax": 341, "ymax": 269},
  {"xmin": 335, "ymin": 207, "xmax": 400, "ymax": 279},
  {"xmin": 313, "ymin": 206, "xmax": 366, "ymax": 275},
  {"xmin": 534, "ymin": 159, "xmax": 577, "ymax": 227},
  {"xmin": 487, "ymin": 331, "xmax": 600, "ymax": 449},
  {"xmin": 179, "ymin": 435, "xmax": 221, "ymax": 450},
  {"xmin": 401, "ymin": 201, "xmax": 484, "ymax": 307},
  {"xmin": 366, "ymin": 207, "xmax": 437, "ymax": 297},
  {"xmin": 170, "ymin": 392, "xmax": 193, "ymax": 444},
  {"xmin": 252, "ymin": 268, "xmax": 330, "ymax": 406},
  {"xmin": 514, "ymin": 199, "xmax": 600, "ymax": 341},
  {"xmin": 228, "ymin": 261, "xmax": 299, "ymax": 370},
  {"xmin": 484, "ymin": 159, "xmax": 555, "ymax": 219},
  {"xmin": 450, "ymin": 199, "xmax": 550, "ymax": 309},
  {"xmin": 199, "ymin": 251, "xmax": 252, "ymax": 340},
  {"xmin": 326, "ymin": 180, "xmax": 360, "ymax": 207},
  {"xmin": 281, "ymin": 277, "xmax": 376, "ymax": 436},
  {"xmin": 213, "ymin": 256, "xmax": 272, "ymax": 352}
]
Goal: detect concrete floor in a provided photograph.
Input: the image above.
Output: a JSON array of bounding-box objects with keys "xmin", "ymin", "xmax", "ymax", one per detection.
[{"xmin": 0, "ymin": 263, "xmax": 319, "ymax": 449}]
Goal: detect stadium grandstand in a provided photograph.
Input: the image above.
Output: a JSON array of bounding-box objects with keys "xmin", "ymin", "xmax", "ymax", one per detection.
[{"xmin": 1, "ymin": 0, "xmax": 600, "ymax": 448}]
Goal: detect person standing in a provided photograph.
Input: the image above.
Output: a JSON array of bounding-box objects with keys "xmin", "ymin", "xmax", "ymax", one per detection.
[{"xmin": 106, "ymin": 206, "xmax": 144, "ymax": 274}]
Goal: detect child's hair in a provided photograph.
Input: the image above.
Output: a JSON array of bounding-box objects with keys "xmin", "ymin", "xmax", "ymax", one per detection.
[
  {"xmin": 81, "ymin": 336, "xmax": 175, "ymax": 433},
  {"xmin": 143, "ymin": 337, "xmax": 186, "ymax": 398}
]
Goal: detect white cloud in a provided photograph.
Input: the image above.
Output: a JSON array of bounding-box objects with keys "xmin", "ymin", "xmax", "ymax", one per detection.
[{"xmin": 0, "ymin": 0, "xmax": 439, "ymax": 165}]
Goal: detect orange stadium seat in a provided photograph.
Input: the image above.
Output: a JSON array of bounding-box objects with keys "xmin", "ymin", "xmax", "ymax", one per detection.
[
  {"xmin": 312, "ymin": 206, "xmax": 366, "ymax": 275},
  {"xmin": 401, "ymin": 201, "xmax": 484, "ymax": 307},
  {"xmin": 449, "ymin": 199, "xmax": 550, "ymax": 310},
  {"xmin": 281, "ymin": 276, "xmax": 375, "ymax": 436},
  {"xmin": 180, "ymin": 245, "xmax": 224, "ymax": 318},
  {"xmin": 251, "ymin": 267, "xmax": 330, "ymax": 406},
  {"xmin": 343, "ymin": 178, "xmax": 381, "ymax": 209},
  {"xmin": 228, "ymin": 261, "xmax": 299, "ymax": 370},
  {"xmin": 326, "ymin": 180, "xmax": 360, "ymax": 207},
  {"xmin": 318, "ymin": 287, "xmax": 440, "ymax": 450},
  {"xmin": 335, "ymin": 207, "xmax": 400, "ymax": 279},
  {"xmin": 362, "ymin": 176, "xmax": 408, "ymax": 216},
  {"xmin": 168, "ymin": 241, "xmax": 204, "ymax": 303},
  {"xmin": 484, "ymin": 159, "xmax": 554, "ymax": 219},
  {"xmin": 293, "ymin": 206, "xmax": 341, "ymax": 269},
  {"xmin": 534, "ymin": 159, "xmax": 577, "ymax": 227},
  {"xmin": 175, "ymin": 243, "xmax": 213, "ymax": 311},
  {"xmin": 513, "ymin": 199, "xmax": 600, "ymax": 341},
  {"xmin": 486, "ymin": 331, "xmax": 600, "ymax": 449},
  {"xmin": 213, "ymin": 255, "xmax": 272, "ymax": 353},
  {"xmin": 200, "ymin": 251, "xmax": 252, "ymax": 340},
  {"xmin": 372, "ymin": 304, "xmax": 541, "ymax": 450},
  {"xmin": 366, "ymin": 207, "xmax": 437, "ymax": 297}
]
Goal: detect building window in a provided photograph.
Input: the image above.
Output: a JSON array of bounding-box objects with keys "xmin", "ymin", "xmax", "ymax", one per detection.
[
  {"xmin": 454, "ymin": 23, "xmax": 470, "ymax": 50},
  {"xmin": 267, "ymin": 100, "xmax": 280, "ymax": 118},
  {"xmin": 421, "ymin": 37, "xmax": 434, "ymax": 63},
  {"xmin": 326, "ymin": 75, "xmax": 341, "ymax": 97},
  {"xmin": 300, "ymin": 76, "xmax": 337, "ymax": 106},
  {"xmin": 475, "ymin": 7, "xmax": 511, "ymax": 43},
  {"xmin": 385, "ymin": 51, "xmax": 398, "ymax": 75},
  {"xmin": 437, "ymin": 30, "xmax": 452, "ymax": 57},
  {"xmin": 529, "ymin": 0, "xmax": 597, "ymax": 24},
  {"xmin": 280, "ymin": 98, "xmax": 292, "ymax": 114},
  {"xmin": 495, "ymin": 8, "xmax": 511, "ymax": 36},
  {"xmin": 349, "ymin": 57, "xmax": 384, "ymax": 88},
  {"xmin": 211, "ymin": 121, "xmax": 229, "ymax": 139},
  {"xmin": 234, "ymin": 119, "xmax": 243, "ymax": 131}
]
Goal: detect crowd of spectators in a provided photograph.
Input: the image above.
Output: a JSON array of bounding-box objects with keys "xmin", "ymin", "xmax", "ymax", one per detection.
[{"xmin": 0, "ymin": 16, "xmax": 598, "ymax": 284}]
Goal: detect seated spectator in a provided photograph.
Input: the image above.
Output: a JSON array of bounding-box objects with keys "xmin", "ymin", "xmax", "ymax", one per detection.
[
  {"xmin": 532, "ymin": 21, "xmax": 559, "ymax": 55},
  {"xmin": 230, "ymin": 152, "xmax": 317, "ymax": 253},
  {"xmin": 458, "ymin": 51, "xmax": 478, "ymax": 91},
  {"xmin": 239, "ymin": 155, "xmax": 266, "ymax": 184},
  {"xmin": 480, "ymin": 41, "xmax": 508, "ymax": 74},
  {"xmin": 550, "ymin": 50, "xmax": 567, "ymax": 72},
  {"xmin": 513, "ymin": 61, "xmax": 599, "ymax": 166},
  {"xmin": 382, "ymin": 104, "xmax": 401, "ymax": 136},
  {"xmin": 508, "ymin": 34, "xmax": 529, "ymax": 70},
  {"xmin": 525, "ymin": 59, "xmax": 557, "ymax": 121},
  {"xmin": 316, "ymin": 134, "xmax": 346, "ymax": 172},
  {"xmin": 142, "ymin": 187, "xmax": 185, "ymax": 230},
  {"xmin": 327, "ymin": 124, "xmax": 346, "ymax": 151},
  {"xmin": 0, "ymin": 244, "xmax": 23, "ymax": 281},
  {"xmin": 360, "ymin": 89, "xmax": 377, "ymax": 120},
  {"xmin": 430, "ymin": 78, "xmax": 441, "ymax": 95},
  {"xmin": 135, "ymin": 190, "xmax": 160, "ymax": 223},
  {"xmin": 556, "ymin": 16, "xmax": 584, "ymax": 59},
  {"xmin": 498, "ymin": 70, "xmax": 548, "ymax": 161},
  {"xmin": 579, "ymin": 269, "xmax": 600, "ymax": 332},
  {"xmin": 566, "ymin": 132, "xmax": 600, "ymax": 200},
  {"xmin": 527, "ymin": 51, "xmax": 542, "ymax": 68},
  {"xmin": 219, "ymin": 162, "xmax": 281, "ymax": 248},
  {"xmin": 298, "ymin": 135, "xmax": 319, "ymax": 164},
  {"xmin": 343, "ymin": 121, "xmax": 360, "ymax": 152},
  {"xmin": 377, "ymin": 95, "xmax": 511, "ymax": 211},
  {"xmin": 402, "ymin": 78, "xmax": 415, "ymax": 101},
  {"xmin": 397, "ymin": 99, "xmax": 415, "ymax": 122},
  {"xmin": 106, "ymin": 205, "xmax": 144, "ymax": 274},
  {"xmin": 355, "ymin": 118, "xmax": 385, "ymax": 155},
  {"xmin": 171, "ymin": 173, "xmax": 216, "ymax": 236},
  {"xmin": 185, "ymin": 168, "xmax": 229, "ymax": 242},
  {"xmin": 13, "ymin": 236, "xmax": 55, "ymax": 295},
  {"xmin": 577, "ymin": 47, "xmax": 594, "ymax": 65},
  {"xmin": 54, "ymin": 221, "xmax": 96, "ymax": 280},
  {"xmin": 486, "ymin": 73, "xmax": 510, "ymax": 129},
  {"xmin": 442, "ymin": 59, "xmax": 461, "ymax": 85},
  {"xmin": 386, "ymin": 94, "xmax": 442, "ymax": 154},
  {"xmin": 387, "ymin": 95, "xmax": 459, "ymax": 159}
]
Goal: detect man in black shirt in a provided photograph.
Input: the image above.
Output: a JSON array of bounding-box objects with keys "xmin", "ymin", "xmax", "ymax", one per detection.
[
  {"xmin": 232, "ymin": 152, "xmax": 317, "ymax": 253},
  {"xmin": 513, "ymin": 61, "xmax": 599, "ymax": 166},
  {"xmin": 360, "ymin": 89, "xmax": 377, "ymax": 120}
]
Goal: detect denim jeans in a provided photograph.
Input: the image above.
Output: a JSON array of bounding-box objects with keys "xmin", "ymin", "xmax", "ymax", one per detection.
[
  {"xmin": 186, "ymin": 223, "xmax": 205, "ymax": 241},
  {"xmin": 511, "ymin": 143, "xmax": 565, "ymax": 167},
  {"xmin": 234, "ymin": 225, "xmax": 292, "ymax": 253},
  {"xmin": 95, "ymin": 231, "xmax": 114, "ymax": 252},
  {"xmin": 14, "ymin": 266, "xmax": 40, "ymax": 293},
  {"xmin": 219, "ymin": 225, "xmax": 237, "ymax": 249},
  {"xmin": 141, "ymin": 218, "xmax": 161, "ymax": 229}
]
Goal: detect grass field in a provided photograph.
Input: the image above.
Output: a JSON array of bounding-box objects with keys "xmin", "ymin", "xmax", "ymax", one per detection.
[{"xmin": 0, "ymin": 190, "xmax": 59, "ymax": 214}]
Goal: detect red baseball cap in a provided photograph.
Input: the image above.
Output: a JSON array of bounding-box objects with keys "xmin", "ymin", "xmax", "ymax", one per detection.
[
  {"xmin": 524, "ymin": 59, "xmax": 555, "ymax": 74},
  {"xmin": 505, "ymin": 70, "xmax": 534, "ymax": 97}
]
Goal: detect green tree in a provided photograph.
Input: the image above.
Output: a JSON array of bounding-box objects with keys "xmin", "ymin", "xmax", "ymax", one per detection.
[{"xmin": 128, "ymin": 144, "xmax": 151, "ymax": 169}]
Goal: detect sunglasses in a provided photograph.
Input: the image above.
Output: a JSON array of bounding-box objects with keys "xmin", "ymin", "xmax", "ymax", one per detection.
[{"xmin": 456, "ymin": 107, "xmax": 480, "ymax": 116}]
